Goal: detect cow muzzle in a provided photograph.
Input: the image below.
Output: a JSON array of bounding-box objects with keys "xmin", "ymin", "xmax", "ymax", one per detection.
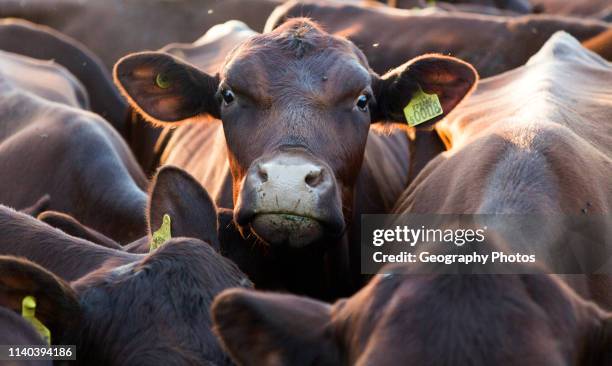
[{"xmin": 235, "ymin": 151, "xmax": 345, "ymax": 248}]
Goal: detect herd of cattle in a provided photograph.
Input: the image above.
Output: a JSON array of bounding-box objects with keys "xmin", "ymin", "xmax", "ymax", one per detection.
[{"xmin": 0, "ymin": 0, "xmax": 610, "ymax": 365}]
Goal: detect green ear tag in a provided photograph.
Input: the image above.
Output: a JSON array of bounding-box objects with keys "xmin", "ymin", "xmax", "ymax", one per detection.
[
  {"xmin": 150, "ymin": 214, "xmax": 172, "ymax": 252},
  {"xmin": 155, "ymin": 73, "xmax": 171, "ymax": 89},
  {"xmin": 403, "ymin": 87, "xmax": 443, "ymax": 127},
  {"xmin": 22, "ymin": 296, "xmax": 51, "ymax": 345}
]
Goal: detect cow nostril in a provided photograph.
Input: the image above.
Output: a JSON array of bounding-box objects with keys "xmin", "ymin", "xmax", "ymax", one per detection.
[
  {"xmin": 257, "ymin": 165, "xmax": 268, "ymax": 183},
  {"xmin": 305, "ymin": 169, "xmax": 323, "ymax": 187}
]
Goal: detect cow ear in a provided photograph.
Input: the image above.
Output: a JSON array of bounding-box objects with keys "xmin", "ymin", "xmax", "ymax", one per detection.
[
  {"xmin": 212, "ymin": 288, "xmax": 341, "ymax": 366},
  {"xmin": 0, "ymin": 256, "xmax": 81, "ymax": 343},
  {"xmin": 371, "ymin": 54, "xmax": 478, "ymax": 128},
  {"xmin": 18, "ymin": 195, "xmax": 50, "ymax": 217},
  {"xmin": 38, "ymin": 211, "xmax": 123, "ymax": 250},
  {"xmin": 114, "ymin": 51, "xmax": 220, "ymax": 125},
  {"xmin": 148, "ymin": 165, "xmax": 219, "ymax": 250}
]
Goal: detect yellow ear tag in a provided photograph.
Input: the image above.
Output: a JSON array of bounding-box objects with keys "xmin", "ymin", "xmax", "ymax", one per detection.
[
  {"xmin": 150, "ymin": 214, "xmax": 172, "ymax": 252},
  {"xmin": 155, "ymin": 73, "xmax": 171, "ymax": 89},
  {"xmin": 403, "ymin": 87, "xmax": 443, "ymax": 127},
  {"xmin": 22, "ymin": 295, "xmax": 51, "ymax": 345}
]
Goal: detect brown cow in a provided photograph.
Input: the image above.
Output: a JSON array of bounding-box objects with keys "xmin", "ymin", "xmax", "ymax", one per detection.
[
  {"xmin": 0, "ymin": 306, "xmax": 51, "ymax": 366},
  {"xmin": 209, "ymin": 30, "xmax": 612, "ymax": 366},
  {"xmin": 0, "ymin": 49, "xmax": 146, "ymax": 243},
  {"xmin": 394, "ymin": 32, "xmax": 612, "ymax": 309},
  {"xmin": 212, "ymin": 265, "xmax": 612, "ymax": 366},
  {"xmin": 0, "ymin": 0, "xmax": 283, "ymax": 70},
  {"xmin": 0, "ymin": 18, "xmax": 128, "ymax": 135},
  {"xmin": 0, "ymin": 169, "xmax": 249, "ymax": 365},
  {"xmin": 265, "ymin": 1, "xmax": 610, "ymax": 77},
  {"xmin": 114, "ymin": 18, "xmax": 476, "ymax": 298}
]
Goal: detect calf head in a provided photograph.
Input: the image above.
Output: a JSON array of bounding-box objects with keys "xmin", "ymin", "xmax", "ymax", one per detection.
[
  {"xmin": 71, "ymin": 239, "xmax": 250, "ymax": 365},
  {"xmin": 0, "ymin": 239, "xmax": 251, "ymax": 365},
  {"xmin": 114, "ymin": 18, "xmax": 477, "ymax": 248},
  {"xmin": 212, "ymin": 268, "xmax": 612, "ymax": 366}
]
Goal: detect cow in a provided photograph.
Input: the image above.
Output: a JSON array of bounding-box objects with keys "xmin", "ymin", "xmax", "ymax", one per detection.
[
  {"xmin": 0, "ymin": 48, "xmax": 177, "ymax": 243},
  {"xmin": 265, "ymin": 1, "xmax": 610, "ymax": 77},
  {"xmin": 390, "ymin": 31, "xmax": 612, "ymax": 308},
  {"xmin": 0, "ymin": 306, "xmax": 51, "ymax": 366},
  {"xmin": 210, "ymin": 27, "xmax": 612, "ymax": 365},
  {"xmin": 212, "ymin": 264, "xmax": 612, "ymax": 366},
  {"xmin": 0, "ymin": 18, "xmax": 128, "ymax": 135},
  {"xmin": 0, "ymin": 0, "xmax": 283, "ymax": 70},
  {"xmin": 0, "ymin": 170, "xmax": 250, "ymax": 365},
  {"xmin": 209, "ymin": 33, "xmax": 612, "ymax": 364},
  {"xmin": 113, "ymin": 18, "xmax": 477, "ymax": 298}
]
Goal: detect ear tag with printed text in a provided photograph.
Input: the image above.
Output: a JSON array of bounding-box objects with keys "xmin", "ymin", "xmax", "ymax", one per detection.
[{"xmin": 403, "ymin": 87, "xmax": 443, "ymax": 127}]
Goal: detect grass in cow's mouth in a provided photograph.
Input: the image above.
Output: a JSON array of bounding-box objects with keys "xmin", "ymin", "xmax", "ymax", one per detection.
[{"xmin": 255, "ymin": 212, "xmax": 320, "ymax": 223}]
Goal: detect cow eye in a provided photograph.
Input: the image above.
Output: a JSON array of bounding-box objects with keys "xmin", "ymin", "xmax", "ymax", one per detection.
[
  {"xmin": 221, "ymin": 89, "xmax": 235, "ymax": 105},
  {"xmin": 356, "ymin": 93, "xmax": 370, "ymax": 112}
]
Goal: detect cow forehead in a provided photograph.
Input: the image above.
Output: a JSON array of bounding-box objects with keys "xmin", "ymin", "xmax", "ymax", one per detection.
[
  {"xmin": 220, "ymin": 22, "xmax": 370, "ymax": 94},
  {"xmin": 222, "ymin": 49, "xmax": 371, "ymax": 101}
]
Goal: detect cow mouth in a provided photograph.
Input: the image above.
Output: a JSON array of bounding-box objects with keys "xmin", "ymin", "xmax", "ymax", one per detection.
[{"xmin": 246, "ymin": 212, "xmax": 340, "ymax": 248}]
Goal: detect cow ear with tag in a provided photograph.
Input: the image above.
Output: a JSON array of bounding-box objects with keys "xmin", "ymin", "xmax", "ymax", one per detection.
[
  {"xmin": 114, "ymin": 51, "xmax": 220, "ymax": 125},
  {"xmin": 0, "ymin": 256, "xmax": 81, "ymax": 344},
  {"xmin": 147, "ymin": 165, "xmax": 219, "ymax": 251},
  {"xmin": 371, "ymin": 54, "xmax": 478, "ymax": 128}
]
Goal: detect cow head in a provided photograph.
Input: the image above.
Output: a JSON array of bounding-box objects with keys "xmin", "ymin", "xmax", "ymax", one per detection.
[
  {"xmin": 0, "ymin": 241, "xmax": 250, "ymax": 365},
  {"xmin": 212, "ymin": 269, "xmax": 612, "ymax": 366},
  {"xmin": 114, "ymin": 19, "xmax": 477, "ymax": 248}
]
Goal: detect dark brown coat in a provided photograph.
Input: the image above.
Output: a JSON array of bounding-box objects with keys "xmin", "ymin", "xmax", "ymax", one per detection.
[
  {"xmin": 0, "ymin": 49, "xmax": 148, "ymax": 243},
  {"xmin": 265, "ymin": 1, "xmax": 610, "ymax": 77},
  {"xmin": 0, "ymin": 0, "xmax": 283, "ymax": 70},
  {"xmin": 114, "ymin": 19, "xmax": 477, "ymax": 298},
  {"xmin": 0, "ymin": 18, "xmax": 128, "ymax": 135},
  {"xmin": 0, "ymin": 168, "xmax": 248, "ymax": 365},
  {"xmin": 212, "ymin": 267, "xmax": 612, "ymax": 366}
]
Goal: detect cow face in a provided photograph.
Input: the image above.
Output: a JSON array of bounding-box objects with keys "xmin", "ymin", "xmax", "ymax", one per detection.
[
  {"xmin": 212, "ymin": 269, "xmax": 612, "ymax": 366},
  {"xmin": 114, "ymin": 19, "xmax": 477, "ymax": 248}
]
